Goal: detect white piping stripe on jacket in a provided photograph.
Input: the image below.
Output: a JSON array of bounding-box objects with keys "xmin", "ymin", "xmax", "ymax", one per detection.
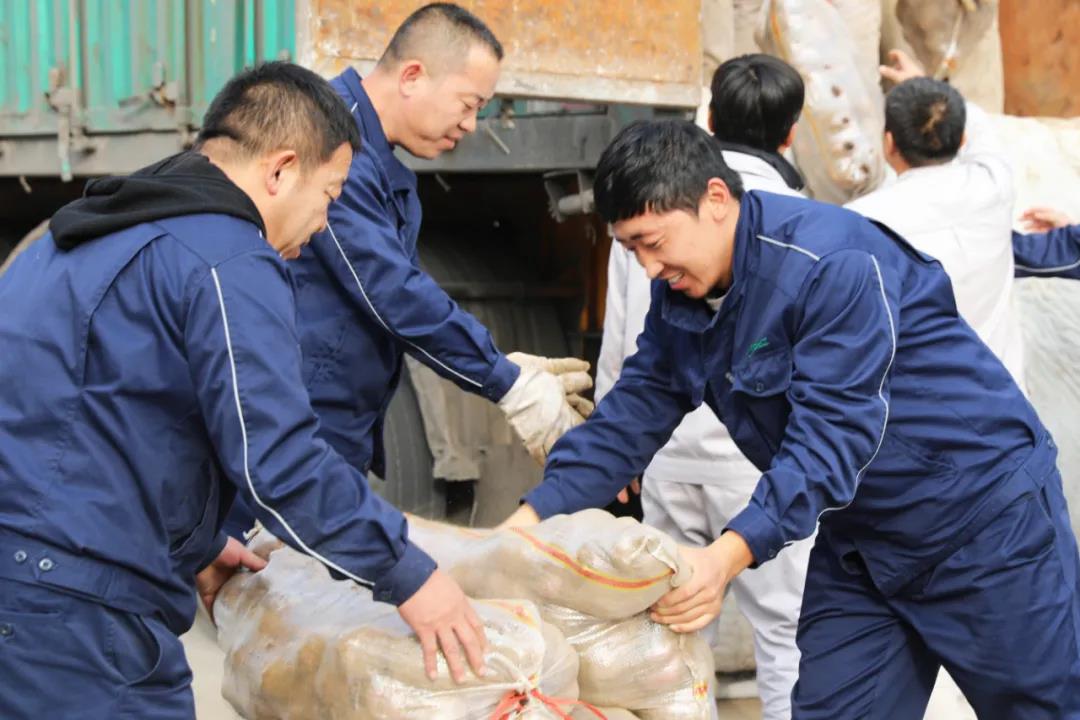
[
  {"xmin": 814, "ymin": 255, "xmax": 896, "ymax": 526},
  {"xmin": 1015, "ymin": 259, "xmax": 1080, "ymax": 274},
  {"xmin": 210, "ymin": 267, "xmax": 374, "ymax": 588},
  {"xmin": 325, "ymin": 221, "xmax": 483, "ymax": 389},
  {"xmin": 758, "ymin": 234, "xmax": 822, "ymax": 261}
]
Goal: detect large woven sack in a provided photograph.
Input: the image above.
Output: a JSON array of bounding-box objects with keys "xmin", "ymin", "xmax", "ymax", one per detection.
[
  {"xmin": 759, "ymin": 0, "xmax": 887, "ymax": 202},
  {"xmin": 733, "ymin": 0, "xmax": 766, "ymax": 56},
  {"xmin": 830, "ymin": 0, "xmax": 883, "ymax": 101}
]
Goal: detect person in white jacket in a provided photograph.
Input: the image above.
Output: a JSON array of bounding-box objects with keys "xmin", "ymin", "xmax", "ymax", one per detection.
[
  {"xmin": 846, "ymin": 50, "xmax": 1025, "ymax": 388},
  {"xmin": 596, "ymin": 54, "xmax": 813, "ymax": 719}
]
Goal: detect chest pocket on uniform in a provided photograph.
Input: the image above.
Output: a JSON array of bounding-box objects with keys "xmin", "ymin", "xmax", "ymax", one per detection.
[
  {"xmin": 731, "ymin": 345, "xmax": 793, "ymax": 398},
  {"xmin": 726, "ymin": 345, "xmax": 793, "ymax": 459}
]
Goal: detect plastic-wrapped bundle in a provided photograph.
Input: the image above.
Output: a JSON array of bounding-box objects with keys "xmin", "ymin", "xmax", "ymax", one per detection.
[
  {"xmin": 829, "ymin": 0, "xmax": 882, "ymax": 98},
  {"xmin": 542, "ymin": 605, "xmax": 716, "ymax": 720},
  {"xmin": 880, "ymin": 0, "xmax": 1003, "ymax": 112},
  {"xmin": 215, "ymin": 535, "xmax": 581, "ymax": 720},
  {"xmin": 759, "ymin": 0, "xmax": 886, "ymax": 202},
  {"xmin": 407, "ymin": 510, "xmax": 690, "ymax": 619},
  {"xmin": 408, "ymin": 512, "xmax": 716, "ymax": 720},
  {"xmin": 894, "ymin": 0, "xmax": 997, "ymax": 81},
  {"xmin": 573, "ymin": 709, "xmax": 641, "ymax": 720},
  {"xmin": 732, "ymin": 0, "xmax": 766, "ymax": 56}
]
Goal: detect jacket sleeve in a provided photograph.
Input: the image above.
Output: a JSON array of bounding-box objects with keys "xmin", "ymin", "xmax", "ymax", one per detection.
[
  {"xmin": 523, "ymin": 290, "xmax": 696, "ymax": 518},
  {"xmin": 594, "ymin": 242, "xmax": 631, "ymax": 403},
  {"xmin": 184, "ymin": 249, "xmax": 435, "ymax": 605},
  {"xmin": 1013, "ymin": 225, "xmax": 1080, "ymax": 279},
  {"xmin": 726, "ymin": 249, "xmax": 899, "ymax": 565},
  {"xmin": 318, "ymin": 156, "xmax": 518, "ymax": 402}
]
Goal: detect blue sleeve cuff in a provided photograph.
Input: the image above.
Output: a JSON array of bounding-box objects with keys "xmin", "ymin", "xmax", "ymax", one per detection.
[
  {"xmin": 522, "ymin": 482, "xmax": 568, "ymax": 521},
  {"xmin": 372, "ymin": 540, "xmax": 438, "ymax": 606},
  {"xmin": 197, "ymin": 530, "xmax": 230, "ymax": 573},
  {"xmin": 482, "ymin": 353, "xmax": 521, "ymax": 402},
  {"xmin": 725, "ymin": 503, "xmax": 785, "ymax": 568}
]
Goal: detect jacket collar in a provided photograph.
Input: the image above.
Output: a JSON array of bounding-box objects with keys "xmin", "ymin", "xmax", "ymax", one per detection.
[
  {"xmin": 716, "ymin": 141, "xmax": 804, "ymax": 191},
  {"xmin": 338, "ymin": 67, "xmax": 416, "ymax": 193},
  {"xmin": 659, "ymin": 192, "xmax": 758, "ymax": 334}
]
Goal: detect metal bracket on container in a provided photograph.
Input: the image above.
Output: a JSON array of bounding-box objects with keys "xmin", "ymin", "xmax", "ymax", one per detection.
[
  {"xmin": 45, "ymin": 66, "xmax": 95, "ymax": 182},
  {"xmin": 543, "ymin": 170, "xmax": 595, "ymax": 222}
]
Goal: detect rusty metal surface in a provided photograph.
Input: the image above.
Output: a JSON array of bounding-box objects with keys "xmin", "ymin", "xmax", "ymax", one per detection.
[
  {"xmin": 999, "ymin": 0, "xmax": 1080, "ymax": 117},
  {"xmin": 297, "ymin": 0, "xmax": 702, "ymax": 107}
]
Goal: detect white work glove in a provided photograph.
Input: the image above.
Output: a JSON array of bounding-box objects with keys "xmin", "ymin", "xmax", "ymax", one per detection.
[
  {"xmin": 500, "ymin": 353, "xmax": 594, "ymax": 465},
  {"xmin": 505, "ymin": 352, "xmax": 595, "ymax": 417}
]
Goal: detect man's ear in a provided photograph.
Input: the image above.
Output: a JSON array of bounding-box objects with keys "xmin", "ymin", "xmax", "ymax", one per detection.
[
  {"xmin": 779, "ymin": 124, "xmax": 797, "ymax": 153},
  {"xmin": 703, "ymin": 176, "xmax": 736, "ymax": 221},
  {"xmin": 399, "ymin": 60, "xmax": 426, "ymax": 97},
  {"xmin": 883, "ymin": 130, "xmax": 895, "ymax": 156},
  {"xmin": 707, "ymin": 108, "xmax": 715, "ymax": 134},
  {"xmin": 265, "ymin": 150, "xmax": 300, "ymax": 196}
]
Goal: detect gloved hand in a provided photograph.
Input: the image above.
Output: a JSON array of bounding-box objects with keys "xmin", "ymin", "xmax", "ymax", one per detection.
[
  {"xmin": 499, "ymin": 362, "xmax": 591, "ymax": 465},
  {"xmin": 506, "ymin": 351, "xmax": 595, "ymax": 418}
]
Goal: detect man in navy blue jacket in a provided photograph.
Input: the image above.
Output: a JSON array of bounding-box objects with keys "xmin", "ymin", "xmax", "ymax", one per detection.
[
  {"xmin": 0, "ymin": 63, "xmax": 487, "ymax": 720},
  {"xmin": 225, "ymin": 2, "xmax": 593, "ymax": 538},
  {"xmin": 505, "ymin": 120, "xmax": 1080, "ymax": 718}
]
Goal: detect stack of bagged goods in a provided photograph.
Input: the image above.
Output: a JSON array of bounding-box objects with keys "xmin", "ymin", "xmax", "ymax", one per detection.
[
  {"xmin": 409, "ymin": 511, "xmax": 717, "ymax": 720},
  {"xmin": 215, "ymin": 532, "xmax": 581, "ymax": 720},
  {"xmin": 215, "ymin": 511, "xmax": 717, "ymax": 720},
  {"xmin": 759, "ymin": 0, "xmax": 887, "ymax": 202}
]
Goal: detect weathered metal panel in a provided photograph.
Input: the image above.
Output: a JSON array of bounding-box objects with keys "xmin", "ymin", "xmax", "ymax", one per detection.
[
  {"xmin": 0, "ymin": 0, "xmax": 295, "ymax": 177},
  {"xmin": 0, "ymin": 0, "xmax": 74, "ymax": 136},
  {"xmin": 297, "ymin": 0, "xmax": 702, "ymax": 108},
  {"xmin": 999, "ymin": 0, "xmax": 1080, "ymax": 117}
]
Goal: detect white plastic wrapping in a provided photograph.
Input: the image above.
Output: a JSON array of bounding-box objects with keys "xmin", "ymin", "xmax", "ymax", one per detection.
[
  {"xmin": 759, "ymin": 0, "xmax": 887, "ymax": 202},
  {"xmin": 407, "ymin": 510, "xmax": 690, "ymax": 620},
  {"xmin": 893, "ymin": 0, "xmax": 997, "ymax": 81},
  {"xmin": 733, "ymin": 0, "xmax": 767, "ymax": 56},
  {"xmin": 830, "ymin": 0, "xmax": 883, "ymax": 97},
  {"xmin": 541, "ymin": 605, "xmax": 716, "ymax": 720},
  {"xmin": 407, "ymin": 512, "xmax": 716, "ymax": 719},
  {"xmin": 215, "ymin": 534, "xmax": 578, "ymax": 720},
  {"xmin": 881, "ymin": 0, "xmax": 1004, "ymax": 112},
  {"xmin": 217, "ymin": 512, "xmax": 715, "ymax": 719}
]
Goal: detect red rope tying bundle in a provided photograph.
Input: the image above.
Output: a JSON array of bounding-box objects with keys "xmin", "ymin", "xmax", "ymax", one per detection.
[{"xmin": 490, "ymin": 688, "xmax": 607, "ymax": 719}]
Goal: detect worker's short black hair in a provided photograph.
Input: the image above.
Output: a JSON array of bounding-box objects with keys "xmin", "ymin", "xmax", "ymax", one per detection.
[
  {"xmin": 709, "ymin": 53, "xmax": 804, "ymax": 151},
  {"xmin": 195, "ymin": 61, "xmax": 361, "ymax": 168},
  {"xmin": 594, "ymin": 120, "xmax": 745, "ymax": 224},
  {"xmin": 381, "ymin": 3, "xmax": 504, "ymax": 67},
  {"xmin": 885, "ymin": 77, "xmax": 966, "ymax": 167}
]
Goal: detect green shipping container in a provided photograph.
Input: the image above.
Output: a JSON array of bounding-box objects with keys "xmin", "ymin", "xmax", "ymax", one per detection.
[{"xmin": 0, "ymin": 0, "xmax": 295, "ymax": 178}]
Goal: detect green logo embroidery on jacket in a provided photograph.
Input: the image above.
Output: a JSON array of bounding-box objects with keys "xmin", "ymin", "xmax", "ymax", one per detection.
[{"xmin": 747, "ymin": 337, "xmax": 770, "ymax": 358}]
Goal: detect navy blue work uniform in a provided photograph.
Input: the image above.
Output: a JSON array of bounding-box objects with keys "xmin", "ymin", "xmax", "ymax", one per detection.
[
  {"xmin": 1014, "ymin": 223, "xmax": 1080, "ymax": 280},
  {"xmin": 225, "ymin": 68, "xmax": 519, "ymax": 535},
  {"xmin": 0, "ymin": 154, "xmax": 436, "ymax": 719},
  {"xmin": 525, "ymin": 191, "xmax": 1080, "ymax": 719}
]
